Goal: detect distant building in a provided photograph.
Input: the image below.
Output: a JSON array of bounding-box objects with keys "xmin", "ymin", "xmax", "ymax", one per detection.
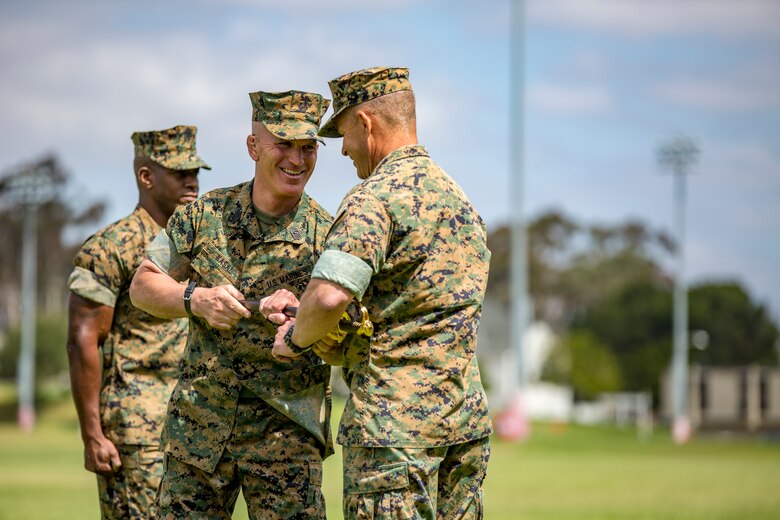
[{"xmin": 660, "ymin": 365, "xmax": 780, "ymax": 432}]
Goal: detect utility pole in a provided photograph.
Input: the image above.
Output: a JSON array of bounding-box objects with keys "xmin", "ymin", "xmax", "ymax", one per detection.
[
  {"xmin": 496, "ymin": 0, "xmax": 531, "ymax": 441},
  {"xmin": 657, "ymin": 135, "xmax": 699, "ymax": 444},
  {"xmin": 1, "ymin": 156, "xmax": 57, "ymax": 432}
]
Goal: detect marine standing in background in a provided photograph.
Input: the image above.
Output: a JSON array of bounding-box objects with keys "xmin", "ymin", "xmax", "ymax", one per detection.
[
  {"xmin": 66, "ymin": 125, "xmax": 210, "ymax": 519},
  {"xmin": 129, "ymin": 90, "xmax": 333, "ymax": 519},
  {"xmin": 264, "ymin": 67, "xmax": 493, "ymax": 519}
]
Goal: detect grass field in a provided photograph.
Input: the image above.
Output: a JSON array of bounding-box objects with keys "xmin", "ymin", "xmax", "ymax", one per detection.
[{"xmin": 1, "ymin": 396, "xmax": 779, "ymax": 520}]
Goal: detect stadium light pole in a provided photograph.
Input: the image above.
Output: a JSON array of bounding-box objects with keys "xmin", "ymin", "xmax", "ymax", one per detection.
[
  {"xmin": 496, "ymin": 0, "xmax": 531, "ymax": 441},
  {"xmin": 1, "ymin": 157, "xmax": 57, "ymax": 432},
  {"xmin": 657, "ymin": 135, "xmax": 699, "ymax": 445}
]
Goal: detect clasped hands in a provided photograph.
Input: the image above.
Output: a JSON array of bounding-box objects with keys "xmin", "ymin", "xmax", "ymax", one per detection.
[
  {"xmin": 258, "ymin": 289, "xmax": 345, "ymax": 365},
  {"xmin": 189, "ymin": 285, "xmax": 343, "ymax": 364}
]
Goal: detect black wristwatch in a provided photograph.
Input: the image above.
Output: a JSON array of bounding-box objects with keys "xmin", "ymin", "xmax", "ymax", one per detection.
[
  {"xmin": 183, "ymin": 281, "xmax": 197, "ymax": 317},
  {"xmin": 284, "ymin": 325, "xmax": 310, "ymax": 354}
]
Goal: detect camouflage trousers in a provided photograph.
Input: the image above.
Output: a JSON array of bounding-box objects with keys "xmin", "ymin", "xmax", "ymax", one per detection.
[
  {"xmin": 157, "ymin": 398, "xmax": 326, "ymax": 519},
  {"xmin": 342, "ymin": 436, "xmax": 490, "ymax": 520},
  {"xmin": 96, "ymin": 444, "xmax": 164, "ymax": 519}
]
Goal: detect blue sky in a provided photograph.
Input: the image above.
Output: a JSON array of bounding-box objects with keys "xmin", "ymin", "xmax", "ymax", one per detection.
[{"xmin": 1, "ymin": 0, "xmax": 778, "ymax": 323}]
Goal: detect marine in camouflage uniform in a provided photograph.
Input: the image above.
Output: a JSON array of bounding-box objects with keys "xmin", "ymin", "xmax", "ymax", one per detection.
[
  {"xmin": 66, "ymin": 125, "xmax": 210, "ymax": 519},
  {"xmin": 129, "ymin": 90, "xmax": 333, "ymax": 519},
  {"xmin": 267, "ymin": 67, "xmax": 492, "ymax": 519}
]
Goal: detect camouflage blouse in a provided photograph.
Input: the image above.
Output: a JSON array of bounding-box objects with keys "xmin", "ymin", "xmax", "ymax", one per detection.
[
  {"xmin": 69, "ymin": 205, "xmax": 187, "ymax": 446},
  {"xmin": 147, "ymin": 181, "xmax": 333, "ymax": 473},
  {"xmin": 314, "ymin": 145, "xmax": 494, "ymax": 448}
]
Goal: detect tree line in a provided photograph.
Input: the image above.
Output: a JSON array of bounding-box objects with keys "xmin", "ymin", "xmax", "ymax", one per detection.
[
  {"xmin": 486, "ymin": 210, "xmax": 779, "ymax": 402},
  {"xmin": 0, "ymin": 156, "xmax": 105, "ymax": 391},
  {"xmin": 0, "ymin": 159, "xmax": 777, "ymax": 409}
]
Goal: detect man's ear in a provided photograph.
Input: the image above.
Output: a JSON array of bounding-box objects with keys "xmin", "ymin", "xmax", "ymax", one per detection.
[
  {"xmin": 137, "ymin": 166, "xmax": 153, "ymax": 190},
  {"xmin": 247, "ymin": 134, "xmax": 260, "ymax": 161},
  {"xmin": 356, "ymin": 110, "xmax": 372, "ymax": 135}
]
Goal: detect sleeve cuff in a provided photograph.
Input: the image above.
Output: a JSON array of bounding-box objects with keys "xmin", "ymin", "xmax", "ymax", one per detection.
[
  {"xmin": 311, "ymin": 250, "xmax": 373, "ymax": 300},
  {"xmin": 67, "ymin": 267, "xmax": 117, "ymax": 307},
  {"xmin": 147, "ymin": 230, "xmax": 174, "ymax": 274}
]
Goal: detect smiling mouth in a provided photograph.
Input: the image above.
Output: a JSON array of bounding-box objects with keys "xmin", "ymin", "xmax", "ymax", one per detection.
[{"xmin": 281, "ymin": 167, "xmax": 305, "ymax": 176}]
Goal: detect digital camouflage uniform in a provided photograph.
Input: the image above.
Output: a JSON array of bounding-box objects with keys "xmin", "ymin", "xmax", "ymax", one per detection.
[
  {"xmin": 68, "ymin": 124, "xmax": 210, "ymax": 520},
  {"xmin": 314, "ymin": 68, "xmax": 493, "ymax": 519},
  {"xmin": 148, "ymin": 90, "xmax": 334, "ymax": 520}
]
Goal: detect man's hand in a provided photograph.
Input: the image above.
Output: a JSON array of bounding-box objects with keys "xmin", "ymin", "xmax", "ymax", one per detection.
[
  {"xmin": 259, "ymin": 289, "xmax": 300, "ymax": 324},
  {"xmin": 272, "ymin": 321, "xmax": 305, "ymax": 363},
  {"xmin": 191, "ymin": 284, "xmax": 252, "ymax": 330},
  {"xmin": 84, "ymin": 433, "xmax": 122, "ymax": 476}
]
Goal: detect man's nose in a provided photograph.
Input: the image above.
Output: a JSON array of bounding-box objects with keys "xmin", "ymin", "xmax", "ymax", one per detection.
[
  {"xmin": 183, "ymin": 171, "xmax": 199, "ymax": 189},
  {"xmin": 288, "ymin": 146, "xmax": 305, "ymax": 165}
]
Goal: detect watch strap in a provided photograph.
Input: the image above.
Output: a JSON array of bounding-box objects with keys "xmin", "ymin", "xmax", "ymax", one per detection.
[
  {"xmin": 284, "ymin": 325, "xmax": 310, "ymax": 354},
  {"xmin": 183, "ymin": 281, "xmax": 197, "ymax": 317}
]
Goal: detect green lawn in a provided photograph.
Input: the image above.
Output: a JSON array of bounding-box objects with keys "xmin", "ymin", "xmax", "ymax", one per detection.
[{"xmin": 1, "ymin": 397, "xmax": 779, "ymax": 519}]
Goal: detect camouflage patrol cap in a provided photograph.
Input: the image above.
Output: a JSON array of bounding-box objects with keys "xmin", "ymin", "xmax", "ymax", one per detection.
[
  {"xmin": 318, "ymin": 66, "xmax": 412, "ymax": 138},
  {"xmin": 249, "ymin": 90, "xmax": 331, "ymax": 143},
  {"xmin": 131, "ymin": 125, "xmax": 211, "ymax": 170}
]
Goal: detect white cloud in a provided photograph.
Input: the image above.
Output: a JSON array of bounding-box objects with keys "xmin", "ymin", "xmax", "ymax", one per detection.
[
  {"xmin": 654, "ymin": 79, "xmax": 780, "ymax": 111},
  {"xmin": 2, "ymin": 0, "xmax": 778, "ymax": 324},
  {"xmin": 528, "ymin": 83, "xmax": 613, "ymax": 114},
  {"xmin": 684, "ymin": 137, "xmax": 780, "ymax": 321},
  {"xmin": 194, "ymin": 0, "xmax": 416, "ymax": 11},
  {"xmin": 570, "ymin": 49, "xmax": 614, "ymax": 78},
  {"xmin": 701, "ymin": 140, "xmax": 780, "ymax": 189},
  {"xmin": 652, "ymin": 61, "xmax": 780, "ymax": 111},
  {"xmin": 530, "ymin": 0, "xmax": 780, "ymax": 39}
]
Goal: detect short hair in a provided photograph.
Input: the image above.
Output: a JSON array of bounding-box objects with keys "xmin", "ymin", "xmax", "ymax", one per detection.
[
  {"xmin": 356, "ymin": 90, "xmax": 416, "ymax": 132},
  {"xmin": 133, "ymin": 155, "xmax": 155, "ymax": 172}
]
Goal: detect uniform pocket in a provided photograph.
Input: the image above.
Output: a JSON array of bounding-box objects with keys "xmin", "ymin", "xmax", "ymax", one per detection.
[
  {"xmin": 343, "ymin": 462, "xmax": 411, "ymax": 519},
  {"xmin": 306, "ymin": 462, "xmax": 324, "ymax": 507},
  {"xmin": 344, "ymin": 462, "xmax": 409, "ymax": 494},
  {"xmin": 117, "ymin": 445, "xmax": 164, "ymax": 469}
]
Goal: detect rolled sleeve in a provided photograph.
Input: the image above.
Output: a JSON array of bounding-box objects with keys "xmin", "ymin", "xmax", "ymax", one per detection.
[
  {"xmin": 147, "ymin": 230, "xmax": 173, "ymax": 273},
  {"xmin": 311, "ymin": 250, "xmax": 373, "ymax": 300},
  {"xmin": 147, "ymin": 229, "xmax": 191, "ymax": 281},
  {"xmin": 67, "ymin": 266, "xmax": 117, "ymax": 307}
]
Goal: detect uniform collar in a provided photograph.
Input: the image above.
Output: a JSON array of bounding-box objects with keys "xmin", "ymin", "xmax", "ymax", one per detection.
[
  {"xmin": 133, "ymin": 204, "xmax": 162, "ymax": 232},
  {"xmin": 225, "ymin": 180, "xmax": 309, "ymax": 243},
  {"xmin": 371, "ymin": 144, "xmax": 429, "ymax": 177}
]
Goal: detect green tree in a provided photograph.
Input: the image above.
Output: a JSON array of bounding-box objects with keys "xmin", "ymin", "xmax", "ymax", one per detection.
[
  {"xmin": 0, "ymin": 155, "xmax": 105, "ymax": 408},
  {"xmin": 485, "ymin": 209, "xmax": 780, "ymax": 406},
  {"xmin": 487, "ymin": 209, "xmax": 672, "ymax": 332},
  {"xmin": 542, "ymin": 330, "xmax": 623, "ymax": 400},
  {"xmin": 570, "ymin": 280, "xmax": 672, "ymax": 401},
  {"xmin": 0, "ymin": 155, "xmax": 105, "ymax": 329},
  {"xmin": 0, "ymin": 313, "xmax": 69, "ymax": 384},
  {"xmin": 570, "ymin": 279, "xmax": 780, "ymax": 404},
  {"xmin": 689, "ymin": 282, "xmax": 779, "ymax": 366}
]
